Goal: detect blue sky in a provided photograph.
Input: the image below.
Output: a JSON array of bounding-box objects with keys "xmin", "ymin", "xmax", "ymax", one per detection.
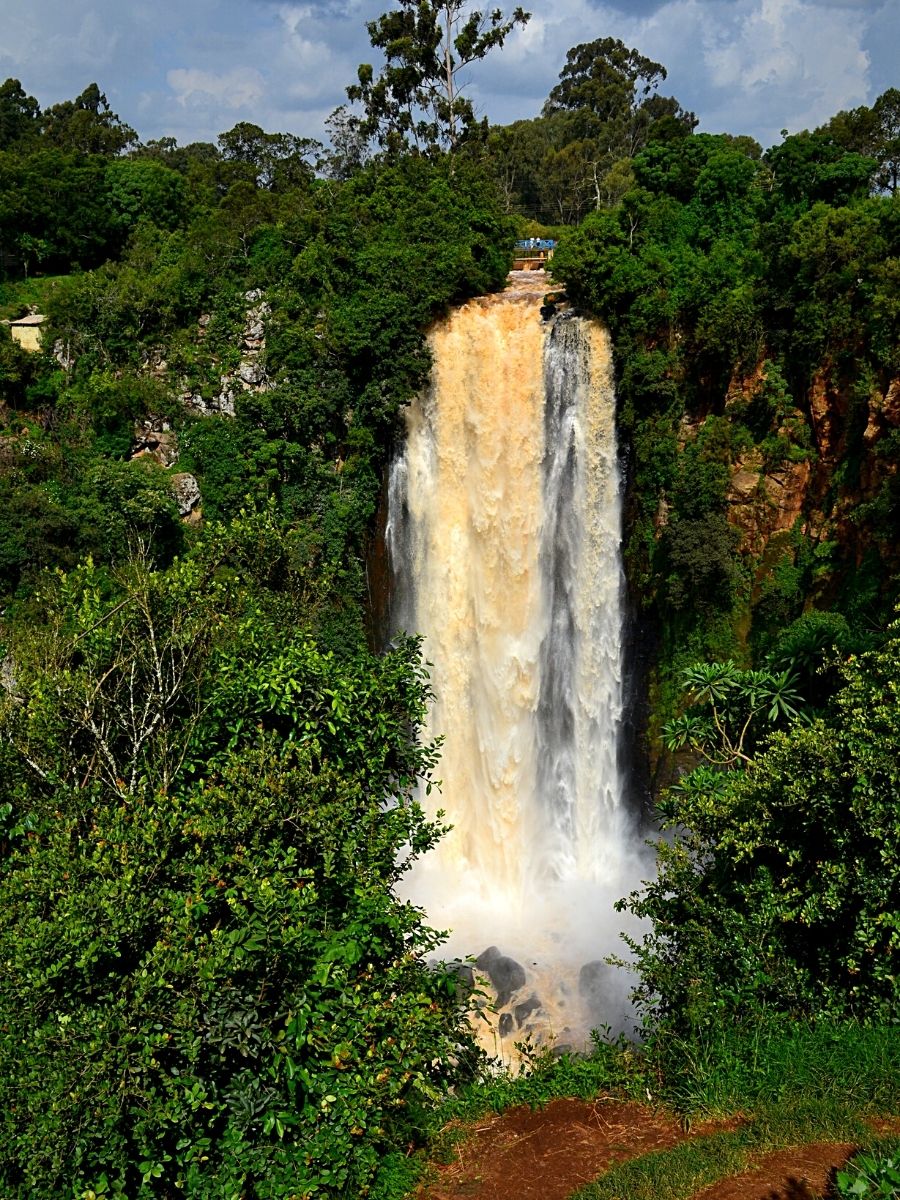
[{"xmin": 1, "ymin": 0, "xmax": 897, "ymax": 151}]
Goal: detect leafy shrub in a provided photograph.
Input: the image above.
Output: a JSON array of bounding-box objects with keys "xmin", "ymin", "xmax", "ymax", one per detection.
[
  {"xmin": 0, "ymin": 520, "xmax": 479, "ymax": 1198},
  {"xmin": 836, "ymin": 1149, "xmax": 900, "ymax": 1199},
  {"xmin": 622, "ymin": 612, "xmax": 900, "ymax": 1037}
]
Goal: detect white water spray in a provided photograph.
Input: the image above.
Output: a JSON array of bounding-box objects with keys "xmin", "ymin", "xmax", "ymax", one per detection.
[{"xmin": 387, "ymin": 273, "xmax": 642, "ymax": 1054}]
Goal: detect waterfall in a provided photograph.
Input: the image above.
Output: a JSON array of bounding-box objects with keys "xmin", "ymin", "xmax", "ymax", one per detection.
[{"xmin": 387, "ymin": 272, "xmax": 640, "ymax": 1051}]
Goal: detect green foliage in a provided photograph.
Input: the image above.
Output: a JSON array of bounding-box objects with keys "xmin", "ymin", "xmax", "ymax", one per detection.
[
  {"xmin": 106, "ymin": 159, "xmax": 190, "ymax": 234},
  {"xmin": 0, "ymin": 78, "xmax": 40, "ymax": 151},
  {"xmin": 348, "ymin": 0, "xmax": 529, "ymax": 155},
  {"xmin": 69, "ymin": 370, "xmax": 175, "ymax": 458},
  {"xmin": 662, "ymin": 659, "xmax": 803, "ymax": 769},
  {"xmin": 40, "ymin": 82, "xmax": 137, "ymax": 157},
  {"xmin": 0, "ymin": 114, "xmax": 513, "ymax": 663},
  {"xmin": 445, "ymin": 1031, "xmax": 647, "ymax": 1119},
  {"xmin": 217, "ymin": 122, "xmax": 320, "ymax": 191},
  {"xmin": 623, "ymin": 614, "xmax": 900, "ymax": 1038},
  {"xmin": 663, "ymin": 513, "xmax": 741, "ymax": 617},
  {"xmin": 45, "ymin": 223, "xmax": 208, "ymax": 367},
  {"xmin": 766, "ymin": 128, "xmax": 875, "ymax": 210},
  {"xmin": 0, "ymin": 429, "xmax": 184, "ymax": 596},
  {"xmin": 0, "ymin": 520, "xmax": 480, "ymax": 1198},
  {"xmin": 0, "ymin": 271, "xmax": 66, "ymax": 320},
  {"xmin": 483, "ymin": 38, "xmax": 694, "ymax": 224},
  {"xmin": 543, "ymin": 37, "xmax": 695, "ymax": 160},
  {"xmin": 575, "ymin": 1022, "xmax": 900, "ymax": 1199},
  {"xmin": 657, "ymin": 1018, "xmax": 900, "ymax": 1119},
  {"xmin": 552, "ymin": 112, "xmax": 900, "ymax": 685},
  {"xmin": 837, "ymin": 1148, "xmax": 900, "ymax": 1199},
  {"xmin": 0, "ymin": 322, "xmax": 34, "ymax": 403},
  {"xmin": 0, "ymin": 147, "xmax": 119, "ymax": 274}
]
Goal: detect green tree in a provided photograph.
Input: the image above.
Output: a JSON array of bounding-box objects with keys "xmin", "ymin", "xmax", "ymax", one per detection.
[
  {"xmin": 217, "ymin": 122, "xmax": 321, "ymax": 191},
  {"xmin": 823, "ymin": 88, "xmax": 900, "ymax": 195},
  {"xmin": 622, "ymin": 614, "xmax": 900, "ymax": 1037},
  {"xmin": 348, "ymin": 0, "xmax": 529, "ymax": 154},
  {"xmin": 544, "ymin": 37, "xmax": 695, "ymax": 155},
  {"xmin": 105, "ymin": 159, "xmax": 190, "ymax": 233},
  {"xmin": 320, "ymin": 106, "xmax": 371, "ymax": 180},
  {"xmin": 662, "ymin": 659, "xmax": 803, "ymax": 768},
  {"xmin": 0, "ymin": 147, "xmax": 118, "ymax": 275},
  {"xmin": 871, "ymin": 88, "xmax": 900, "ymax": 194},
  {"xmin": 0, "ymin": 518, "xmax": 478, "ymax": 1198},
  {"xmin": 0, "ymin": 323, "xmax": 33, "ymax": 402},
  {"xmin": 41, "ymin": 82, "xmax": 136, "ymax": 156},
  {"xmin": 765, "ymin": 128, "xmax": 875, "ymax": 210},
  {"xmin": 0, "ymin": 78, "xmax": 40, "ymax": 149}
]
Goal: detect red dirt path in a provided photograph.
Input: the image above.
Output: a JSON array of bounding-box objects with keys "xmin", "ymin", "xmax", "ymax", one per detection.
[
  {"xmin": 414, "ymin": 1100, "xmax": 899, "ymax": 1200},
  {"xmin": 415, "ymin": 1097, "xmax": 731, "ymax": 1200},
  {"xmin": 690, "ymin": 1142, "xmax": 855, "ymax": 1200}
]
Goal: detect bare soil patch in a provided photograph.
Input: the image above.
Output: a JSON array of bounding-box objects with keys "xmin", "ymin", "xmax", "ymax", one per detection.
[
  {"xmin": 414, "ymin": 1101, "xmax": 900, "ymax": 1200},
  {"xmin": 414, "ymin": 1097, "xmax": 731, "ymax": 1200},
  {"xmin": 688, "ymin": 1142, "xmax": 855, "ymax": 1200}
]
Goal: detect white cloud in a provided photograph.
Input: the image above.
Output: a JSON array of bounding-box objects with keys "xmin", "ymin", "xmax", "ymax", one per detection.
[
  {"xmin": 273, "ymin": 4, "xmax": 359, "ymax": 105},
  {"xmin": 701, "ymin": 0, "xmax": 869, "ymax": 135},
  {"xmin": 864, "ymin": 0, "xmax": 900, "ymax": 100},
  {"xmin": 592, "ymin": 0, "xmax": 871, "ymax": 145},
  {"xmin": 167, "ymin": 66, "xmax": 267, "ymax": 109}
]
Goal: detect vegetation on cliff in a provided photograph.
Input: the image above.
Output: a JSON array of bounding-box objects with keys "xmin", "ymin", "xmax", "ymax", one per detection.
[
  {"xmin": 553, "ymin": 125, "xmax": 899, "ymax": 655},
  {"xmin": 0, "ymin": 40, "xmax": 515, "ymax": 1199}
]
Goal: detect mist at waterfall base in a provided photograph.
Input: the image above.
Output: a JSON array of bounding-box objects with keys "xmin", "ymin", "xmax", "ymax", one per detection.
[{"xmin": 387, "ymin": 273, "xmax": 649, "ymax": 1058}]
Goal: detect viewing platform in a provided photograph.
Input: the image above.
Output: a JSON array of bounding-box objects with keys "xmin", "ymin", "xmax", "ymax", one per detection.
[{"xmin": 513, "ymin": 238, "xmax": 555, "ymax": 271}]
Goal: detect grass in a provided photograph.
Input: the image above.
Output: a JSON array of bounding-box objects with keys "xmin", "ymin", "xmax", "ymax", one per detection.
[
  {"xmin": 0, "ymin": 274, "xmax": 67, "ymax": 320},
  {"xmin": 574, "ymin": 1021, "xmax": 900, "ymax": 1200},
  {"xmin": 441, "ymin": 1032, "xmax": 650, "ymax": 1118},
  {"xmin": 573, "ymin": 1122, "xmax": 900, "ymax": 1200},
  {"xmin": 653, "ymin": 1019, "xmax": 900, "ymax": 1118},
  {"xmin": 371, "ymin": 1020, "xmax": 900, "ymax": 1200}
]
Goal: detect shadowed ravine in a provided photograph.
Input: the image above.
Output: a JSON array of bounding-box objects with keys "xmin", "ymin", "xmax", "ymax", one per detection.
[{"xmin": 387, "ymin": 272, "xmax": 644, "ymax": 1057}]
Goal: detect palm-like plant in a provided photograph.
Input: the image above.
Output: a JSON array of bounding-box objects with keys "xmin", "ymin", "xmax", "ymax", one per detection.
[{"xmin": 663, "ymin": 659, "xmax": 804, "ymax": 769}]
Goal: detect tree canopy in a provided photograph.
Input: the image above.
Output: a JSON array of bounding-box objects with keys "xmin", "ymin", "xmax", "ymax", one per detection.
[
  {"xmin": 624, "ymin": 614, "xmax": 900, "ymax": 1036},
  {"xmin": 348, "ymin": 0, "xmax": 529, "ymax": 154},
  {"xmin": 0, "ymin": 517, "xmax": 477, "ymax": 1197}
]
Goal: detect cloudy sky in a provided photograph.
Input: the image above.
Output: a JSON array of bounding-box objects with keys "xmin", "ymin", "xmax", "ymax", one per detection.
[{"xmin": 1, "ymin": 0, "xmax": 897, "ymax": 152}]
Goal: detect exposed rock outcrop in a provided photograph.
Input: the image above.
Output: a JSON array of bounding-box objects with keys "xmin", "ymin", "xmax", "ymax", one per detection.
[
  {"xmin": 718, "ymin": 362, "xmax": 900, "ymax": 574},
  {"xmin": 180, "ymin": 289, "xmax": 272, "ymax": 418},
  {"xmin": 169, "ymin": 472, "xmax": 201, "ymax": 520},
  {"xmin": 726, "ymin": 452, "xmax": 814, "ymax": 555},
  {"xmin": 131, "ymin": 417, "xmax": 178, "ymax": 467}
]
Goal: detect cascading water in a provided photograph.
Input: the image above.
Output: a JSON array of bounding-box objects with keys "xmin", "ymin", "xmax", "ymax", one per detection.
[{"xmin": 387, "ymin": 272, "xmax": 642, "ymax": 1055}]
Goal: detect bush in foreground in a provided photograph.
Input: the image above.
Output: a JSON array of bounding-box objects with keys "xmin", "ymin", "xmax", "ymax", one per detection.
[{"xmin": 0, "ymin": 520, "xmax": 477, "ymax": 1198}]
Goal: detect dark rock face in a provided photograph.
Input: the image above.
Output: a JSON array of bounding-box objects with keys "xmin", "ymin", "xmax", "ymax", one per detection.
[
  {"xmin": 551, "ymin": 1043, "xmax": 574, "ymax": 1059},
  {"xmin": 579, "ymin": 960, "xmax": 616, "ymax": 1023},
  {"xmin": 498, "ymin": 1012, "xmax": 514, "ymax": 1038},
  {"xmin": 514, "ymin": 995, "xmax": 541, "ymax": 1028},
  {"xmin": 475, "ymin": 946, "xmax": 502, "ymax": 971},
  {"xmin": 476, "ymin": 947, "xmax": 526, "ymax": 1008}
]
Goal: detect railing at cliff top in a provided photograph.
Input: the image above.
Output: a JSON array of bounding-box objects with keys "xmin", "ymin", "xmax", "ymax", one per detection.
[{"xmin": 513, "ymin": 241, "xmax": 556, "ymax": 270}]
